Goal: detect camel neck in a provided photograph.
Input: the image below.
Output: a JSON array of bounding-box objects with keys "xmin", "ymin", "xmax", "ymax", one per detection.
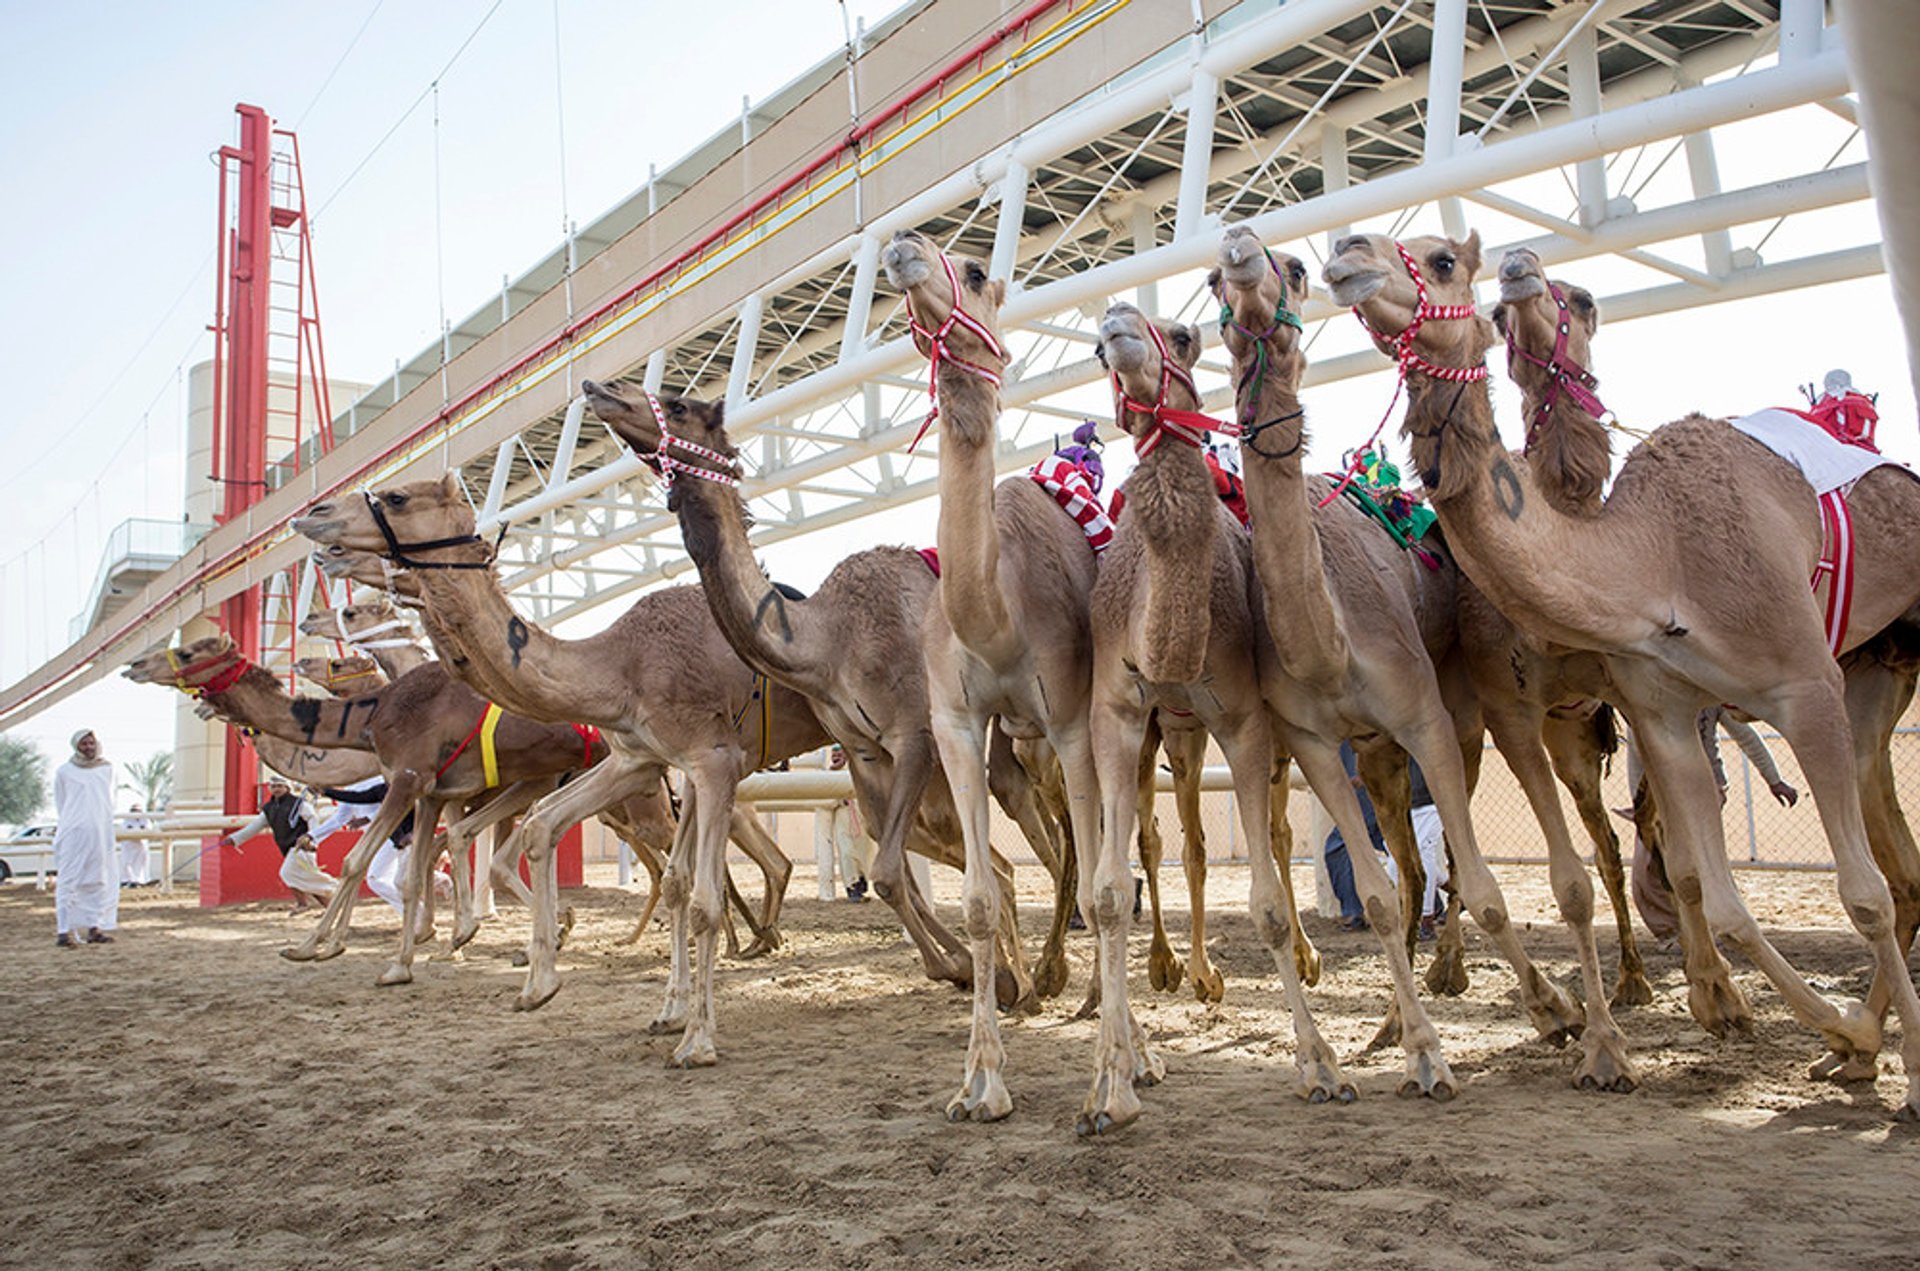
[
  {"xmin": 209, "ymin": 664, "xmax": 382, "ymax": 751},
  {"xmin": 1119, "ymin": 391, "xmax": 1221, "ymax": 686},
  {"xmin": 932, "ymin": 374, "xmax": 1013, "ymax": 655},
  {"xmin": 1519, "ymin": 389, "xmax": 1611, "ymax": 517},
  {"xmin": 670, "ymin": 469, "xmax": 816, "ymax": 688}
]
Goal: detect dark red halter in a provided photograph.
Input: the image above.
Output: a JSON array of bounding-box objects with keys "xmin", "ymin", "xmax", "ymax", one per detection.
[
  {"xmin": 901, "ymin": 252, "xmax": 1007, "ymax": 451},
  {"xmin": 1504, "ymin": 281, "xmax": 1607, "ymax": 445}
]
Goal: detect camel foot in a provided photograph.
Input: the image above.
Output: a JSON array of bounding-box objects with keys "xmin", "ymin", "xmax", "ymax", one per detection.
[
  {"xmin": 375, "ymin": 963, "xmax": 413, "ymax": 987},
  {"xmin": 945, "ymin": 1066, "xmax": 1013, "ymax": 1124},
  {"xmin": 1148, "ymin": 939, "xmax": 1185, "ymax": 995},
  {"xmin": 310, "ymin": 940, "xmax": 346, "ymax": 963},
  {"xmin": 994, "ymin": 968, "xmax": 1026, "ymax": 1013},
  {"xmin": 1295, "ymin": 936, "xmax": 1322, "ymax": 990},
  {"xmin": 557, "ymin": 906, "xmax": 576, "ymax": 949},
  {"xmin": 1397, "ymin": 1048, "xmax": 1458, "ymax": 1102},
  {"xmin": 737, "ymin": 935, "xmax": 778, "ymax": 961},
  {"xmin": 1072, "ymin": 981, "xmax": 1100, "ymax": 1022},
  {"xmin": 1808, "ymin": 1049, "xmax": 1879, "ymax": 1084},
  {"xmin": 1075, "ymin": 1064, "xmax": 1142, "ymax": 1137},
  {"xmin": 450, "ymin": 917, "xmax": 482, "ymax": 952},
  {"xmin": 613, "ymin": 925, "xmax": 645, "ymax": 948},
  {"xmin": 648, "ymin": 1009, "xmax": 689, "ymax": 1036},
  {"xmin": 1296, "ymin": 1039, "xmax": 1357, "ymax": 1105},
  {"xmin": 1687, "ymin": 969, "xmax": 1755, "ymax": 1038},
  {"xmin": 279, "ymin": 944, "xmax": 318, "ymax": 963},
  {"xmin": 1609, "ymin": 969, "xmax": 1656, "ymax": 1011},
  {"xmin": 1189, "ymin": 962, "xmax": 1224, "ymax": 1006},
  {"xmin": 509, "ymin": 948, "xmax": 530, "ymax": 968},
  {"xmin": 514, "ymin": 972, "xmax": 561, "ymax": 1013},
  {"xmin": 1572, "ymin": 1027, "xmax": 1638, "ymax": 1094},
  {"xmin": 670, "ymin": 1031, "xmax": 718, "ymax": 1069},
  {"xmin": 1524, "ymin": 974, "xmax": 1586, "ymax": 1048},
  {"xmin": 1812, "ymin": 1000, "xmax": 1882, "ymax": 1076},
  {"xmin": 1364, "ymin": 1004, "xmax": 1403, "ymax": 1055},
  {"xmin": 1132, "ymin": 1040, "xmax": 1166, "ymax": 1089},
  {"xmin": 1423, "ymin": 942, "xmax": 1469, "ymax": 998},
  {"xmin": 1032, "ymin": 948, "xmax": 1069, "ymax": 1000}
]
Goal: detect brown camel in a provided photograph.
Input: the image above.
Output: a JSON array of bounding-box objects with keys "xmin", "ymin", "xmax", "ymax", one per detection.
[
  {"xmin": 579, "ymin": 378, "xmax": 1061, "ymax": 1006},
  {"xmin": 1088, "ymin": 301, "xmax": 1348, "ymax": 1109},
  {"xmin": 292, "ymin": 652, "xmax": 387, "ymax": 695},
  {"xmin": 1327, "ymin": 230, "xmax": 1920, "ymax": 1117},
  {"xmin": 1208, "ymin": 227, "xmax": 1596, "ymax": 1094},
  {"xmin": 883, "ymin": 229, "xmax": 1126, "ymax": 1132},
  {"xmin": 292, "ymin": 481, "xmax": 833, "ymax": 1066},
  {"xmin": 298, "ymin": 596, "xmax": 429, "ymax": 679},
  {"xmin": 308, "ymin": 542, "xmax": 795, "ymax": 958}
]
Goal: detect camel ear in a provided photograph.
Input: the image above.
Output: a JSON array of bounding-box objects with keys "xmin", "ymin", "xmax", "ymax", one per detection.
[
  {"xmin": 1283, "ymin": 255, "xmax": 1310, "ymax": 302},
  {"xmin": 439, "ymin": 472, "xmax": 460, "ymax": 497},
  {"xmin": 1489, "ymin": 303, "xmax": 1509, "ymax": 341},
  {"xmin": 1568, "ymin": 286, "xmax": 1599, "ymax": 335},
  {"xmin": 987, "ymin": 278, "xmax": 1007, "ymax": 311},
  {"xmin": 1166, "ymin": 322, "xmax": 1202, "ymax": 368},
  {"xmin": 1456, "ymin": 230, "xmax": 1482, "ymax": 277},
  {"xmin": 1204, "ymin": 267, "xmax": 1223, "ymax": 299}
]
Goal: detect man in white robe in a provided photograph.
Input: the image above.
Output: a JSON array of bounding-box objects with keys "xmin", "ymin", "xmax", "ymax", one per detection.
[
  {"xmin": 120, "ymin": 803, "xmax": 153, "ymax": 887},
  {"xmin": 53, "ymin": 729, "xmax": 118, "ymax": 947}
]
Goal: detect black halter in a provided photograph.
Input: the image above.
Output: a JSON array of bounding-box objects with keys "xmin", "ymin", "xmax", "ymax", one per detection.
[
  {"xmin": 363, "ymin": 492, "xmax": 500, "ymax": 571},
  {"xmin": 1238, "ymin": 408, "xmax": 1306, "ymax": 460}
]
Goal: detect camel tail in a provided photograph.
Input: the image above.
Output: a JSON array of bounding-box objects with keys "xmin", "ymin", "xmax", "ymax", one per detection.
[{"xmin": 1591, "ymin": 703, "xmax": 1621, "ymax": 773}]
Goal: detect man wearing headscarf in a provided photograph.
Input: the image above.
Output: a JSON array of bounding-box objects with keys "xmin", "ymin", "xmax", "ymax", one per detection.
[
  {"xmin": 53, "ymin": 729, "xmax": 119, "ymax": 947},
  {"xmin": 217, "ymin": 777, "xmax": 337, "ymax": 913}
]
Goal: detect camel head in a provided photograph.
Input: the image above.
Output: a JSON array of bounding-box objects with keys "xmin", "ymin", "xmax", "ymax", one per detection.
[
  {"xmin": 880, "ymin": 229, "xmax": 1007, "ymax": 372},
  {"xmin": 293, "ymin": 473, "xmax": 486, "ymax": 568},
  {"xmin": 582, "ymin": 381, "xmax": 740, "ymax": 492},
  {"xmin": 299, "ymin": 595, "xmax": 402, "ymax": 643},
  {"xmin": 1095, "ymin": 303, "xmax": 1206, "ymax": 445},
  {"xmin": 1491, "ymin": 247, "xmax": 1600, "ymax": 396},
  {"xmin": 1324, "ymin": 231, "xmax": 1493, "ymax": 372},
  {"xmin": 309, "ymin": 546, "xmax": 424, "ymax": 601},
  {"xmin": 1209, "ymin": 227, "xmax": 1310, "ymax": 432},
  {"xmin": 292, "ymin": 654, "xmax": 383, "ymax": 694},
  {"xmin": 124, "ymin": 632, "xmax": 240, "ymax": 689}
]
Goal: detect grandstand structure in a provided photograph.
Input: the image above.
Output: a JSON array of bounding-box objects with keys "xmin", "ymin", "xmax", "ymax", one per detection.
[{"xmin": 0, "ymin": 1, "xmax": 1894, "ymax": 814}]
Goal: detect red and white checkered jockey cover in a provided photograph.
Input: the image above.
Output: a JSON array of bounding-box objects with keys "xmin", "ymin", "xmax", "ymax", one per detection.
[{"xmin": 1029, "ymin": 454, "xmax": 1114, "ymax": 553}]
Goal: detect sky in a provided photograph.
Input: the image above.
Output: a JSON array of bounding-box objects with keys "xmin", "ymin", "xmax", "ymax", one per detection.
[{"xmin": 0, "ymin": 2, "xmax": 1908, "ymax": 817}]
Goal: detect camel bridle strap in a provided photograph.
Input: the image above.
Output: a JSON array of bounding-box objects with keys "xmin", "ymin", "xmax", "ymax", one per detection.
[
  {"xmin": 1239, "ymin": 408, "xmax": 1307, "ymax": 460},
  {"xmin": 1505, "ymin": 281, "xmax": 1607, "ymax": 445},
  {"xmin": 902, "ymin": 252, "xmax": 1007, "ymax": 452},
  {"xmin": 1215, "ymin": 247, "xmax": 1304, "ymax": 429},
  {"xmin": 641, "ymin": 390, "xmax": 742, "ymax": 489},
  {"xmin": 164, "ymin": 646, "xmax": 250, "ymax": 698},
  {"xmin": 1327, "ymin": 240, "xmax": 1488, "ymax": 508},
  {"xmin": 361, "ymin": 491, "xmax": 498, "ymax": 571},
  {"xmin": 319, "ymin": 613, "xmax": 416, "ymax": 652},
  {"xmin": 1113, "ymin": 321, "xmax": 1222, "ymax": 459}
]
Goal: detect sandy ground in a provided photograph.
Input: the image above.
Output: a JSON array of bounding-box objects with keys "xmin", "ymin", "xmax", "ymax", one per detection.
[{"xmin": 6, "ymin": 860, "xmax": 1920, "ymax": 1270}]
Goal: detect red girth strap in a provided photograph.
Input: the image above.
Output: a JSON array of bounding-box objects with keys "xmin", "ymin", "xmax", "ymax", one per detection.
[
  {"xmin": 902, "ymin": 251, "xmax": 1007, "ymax": 451},
  {"xmin": 571, "ymin": 723, "xmax": 602, "ymax": 768},
  {"xmin": 436, "ymin": 704, "xmax": 492, "ymax": 781},
  {"xmin": 1812, "ymin": 488, "xmax": 1855, "ymax": 657}
]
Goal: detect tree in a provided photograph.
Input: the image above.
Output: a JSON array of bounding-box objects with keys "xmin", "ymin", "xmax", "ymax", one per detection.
[
  {"xmin": 0, "ymin": 736, "xmax": 48, "ymax": 826},
  {"xmin": 120, "ymin": 750, "xmax": 174, "ymax": 813}
]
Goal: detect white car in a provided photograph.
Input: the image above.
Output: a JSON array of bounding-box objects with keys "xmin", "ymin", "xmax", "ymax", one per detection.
[{"xmin": 0, "ymin": 824, "xmax": 57, "ymax": 882}]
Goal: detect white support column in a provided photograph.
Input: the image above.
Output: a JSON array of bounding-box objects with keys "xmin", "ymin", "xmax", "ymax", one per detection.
[
  {"xmin": 989, "ymin": 160, "xmax": 1030, "ymax": 284},
  {"xmin": 1425, "ymin": 0, "xmax": 1467, "ymax": 161},
  {"xmin": 1681, "ymin": 86, "xmax": 1735, "ymax": 277},
  {"xmin": 1779, "ymin": 0, "xmax": 1824, "ymax": 63},
  {"xmin": 643, "ymin": 348, "xmax": 666, "ymax": 393},
  {"xmin": 726, "ymin": 294, "xmax": 763, "ymax": 414},
  {"xmin": 1321, "ymin": 126, "xmax": 1350, "ymax": 254},
  {"xmin": 544, "ymin": 395, "xmax": 588, "ymax": 493},
  {"xmin": 481, "ymin": 437, "xmax": 516, "ymax": 521},
  {"xmin": 1568, "ymin": 23, "xmax": 1608, "ymax": 228},
  {"xmin": 840, "ymin": 235, "xmax": 880, "ymax": 365},
  {"xmin": 1173, "ymin": 69, "xmax": 1219, "ymax": 241},
  {"xmin": 1132, "ymin": 202, "xmax": 1159, "ymax": 314}
]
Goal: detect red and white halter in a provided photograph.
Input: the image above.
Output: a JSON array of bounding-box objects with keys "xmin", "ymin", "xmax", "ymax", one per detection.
[
  {"xmin": 1505, "ymin": 281, "xmax": 1607, "ymax": 444},
  {"xmin": 1111, "ymin": 320, "xmax": 1224, "ymax": 458},
  {"xmin": 1331, "ymin": 239, "xmax": 1487, "ymax": 505},
  {"xmin": 901, "ymin": 252, "xmax": 1008, "ymax": 451},
  {"xmin": 641, "ymin": 389, "xmax": 740, "ymax": 488}
]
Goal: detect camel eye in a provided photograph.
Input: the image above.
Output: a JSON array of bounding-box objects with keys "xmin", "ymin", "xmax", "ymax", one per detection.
[
  {"xmin": 964, "ymin": 262, "xmax": 986, "ymax": 287},
  {"xmin": 1433, "ymin": 253, "xmax": 1456, "ymax": 277},
  {"xmin": 385, "ymin": 492, "xmax": 407, "ymax": 508},
  {"xmin": 1288, "ymin": 262, "xmax": 1306, "ymax": 285},
  {"xmin": 666, "ymin": 400, "xmax": 685, "ymax": 419}
]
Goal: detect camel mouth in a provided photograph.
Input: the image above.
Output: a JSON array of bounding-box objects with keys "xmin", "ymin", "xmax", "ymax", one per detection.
[
  {"xmin": 1217, "ymin": 228, "xmax": 1269, "ymax": 286},
  {"xmin": 1497, "ymin": 273, "xmax": 1546, "ymax": 303},
  {"xmin": 1096, "ymin": 321, "xmax": 1152, "ymax": 376},
  {"xmin": 291, "ymin": 515, "xmax": 343, "ymax": 542},
  {"xmin": 881, "ymin": 238, "xmax": 932, "ymax": 290},
  {"xmin": 1324, "ymin": 269, "xmax": 1385, "ymax": 308}
]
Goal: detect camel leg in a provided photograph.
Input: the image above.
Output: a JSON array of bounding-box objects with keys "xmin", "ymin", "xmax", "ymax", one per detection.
[
  {"xmin": 616, "ymin": 840, "xmax": 667, "ymax": 947},
  {"xmin": 1400, "ymin": 712, "xmax": 1585, "ymax": 1048},
  {"xmin": 1166, "ymin": 724, "xmax": 1222, "ymax": 1001},
  {"xmin": 1289, "ymin": 734, "xmax": 1453, "ymax": 1099},
  {"xmin": 281, "ymin": 776, "xmax": 420, "ymax": 962},
  {"xmin": 1491, "ymin": 712, "xmax": 1635, "ymax": 1091},
  {"xmin": 989, "ymin": 729, "xmax": 1070, "ymax": 1000},
  {"xmin": 1354, "ymin": 744, "xmax": 1423, "ymax": 962},
  {"xmin": 928, "ymin": 700, "xmax": 1014, "ymax": 1122},
  {"xmin": 1543, "ymin": 712, "xmax": 1652, "ymax": 1008},
  {"xmin": 1081, "ymin": 700, "xmax": 1156, "ymax": 1137},
  {"xmin": 379, "ymin": 797, "xmax": 449, "ymax": 987},
  {"xmin": 1138, "ymin": 716, "xmax": 1185, "ymax": 997},
  {"xmin": 665, "ymin": 750, "xmax": 741, "ymax": 1069},
  {"xmin": 444, "ymin": 781, "xmax": 549, "ymax": 951},
  {"xmin": 1628, "ymin": 678, "xmax": 1895, "ymax": 1094},
  {"xmin": 989, "ymin": 847, "xmax": 1035, "ymax": 1013},
  {"xmin": 859, "ymin": 736, "xmax": 974, "ymax": 990},
  {"xmin": 510, "ymin": 753, "xmax": 654, "ymax": 1012},
  {"xmin": 650, "ymin": 804, "xmax": 699, "ymax": 1033},
  {"xmin": 1268, "ymin": 751, "xmax": 1321, "ymax": 988},
  {"xmin": 726, "ymin": 807, "xmax": 791, "ymax": 958}
]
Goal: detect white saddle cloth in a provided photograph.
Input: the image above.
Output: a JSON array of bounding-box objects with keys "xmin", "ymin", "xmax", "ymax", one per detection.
[{"xmin": 1729, "ymin": 408, "xmax": 1893, "ymax": 495}]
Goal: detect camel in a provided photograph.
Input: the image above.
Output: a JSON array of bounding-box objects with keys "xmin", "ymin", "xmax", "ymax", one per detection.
[
  {"xmin": 292, "ymin": 481, "xmax": 839, "ymax": 1067},
  {"xmin": 883, "ymin": 229, "xmax": 1143, "ymax": 1133},
  {"xmin": 1088, "ymin": 300, "xmax": 1350, "ymax": 1108},
  {"xmin": 308, "ymin": 542, "xmax": 799, "ymax": 958},
  {"xmin": 580, "ymin": 379, "xmax": 1068, "ymax": 1007},
  {"xmin": 1206, "ymin": 227, "xmax": 1600, "ymax": 1094},
  {"xmin": 292, "ymin": 652, "xmax": 387, "ymax": 695},
  {"xmin": 298, "ymin": 596, "xmax": 428, "ymax": 679},
  {"xmin": 1326, "ymin": 229, "xmax": 1920, "ymax": 1117}
]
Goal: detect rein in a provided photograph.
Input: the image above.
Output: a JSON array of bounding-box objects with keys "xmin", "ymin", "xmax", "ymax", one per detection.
[
  {"xmin": 1113, "ymin": 321, "xmax": 1223, "ymax": 458},
  {"xmin": 363, "ymin": 492, "xmax": 500, "ymax": 571},
  {"xmin": 1506, "ymin": 281, "xmax": 1607, "ymax": 446},
  {"xmin": 1331, "ymin": 239, "xmax": 1487, "ymax": 506},
  {"xmin": 901, "ymin": 252, "xmax": 1007, "ymax": 451}
]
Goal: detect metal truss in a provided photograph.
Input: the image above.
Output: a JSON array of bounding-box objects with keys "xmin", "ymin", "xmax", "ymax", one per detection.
[{"xmin": 0, "ymin": 0, "xmax": 1878, "ymax": 725}]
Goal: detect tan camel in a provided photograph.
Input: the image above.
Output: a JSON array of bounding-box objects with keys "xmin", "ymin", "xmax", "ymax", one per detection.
[
  {"xmin": 883, "ymin": 229, "xmax": 1142, "ymax": 1133},
  {"xmin": 292, "ymin": 652, "xmax": 387, "ymax": 695},
  {"xmin": 1209, "ymin": 227, "xmax": 1599, "ymax": 1093},
  {"xmin": 292, "ymin": 482, "xmax": 834, "ymax": 1066},
  {"xmin": 580, "ymin": 378, "xmax": 1062, "ymax": 1006},
  {"xmin": 1326, "ymin": 230, "xmax": 1920, "ymax": 1117},
  {"xmin": 299, "ymin": 596, "xmax": 428, "ymax": 679},
  {"xmin": 1489, "ymin": 246, "xmax": 1920, "ymax": 1059},
  {"xmin": 1089, "ymin": 300, "xmax": 1352, "ymax": 1109}
]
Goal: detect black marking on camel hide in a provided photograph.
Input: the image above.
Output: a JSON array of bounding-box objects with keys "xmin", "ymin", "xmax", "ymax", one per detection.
[
  {"xmin": 1491, "ymin": 457, "xmax": 1525, "ymax": 521},
  {"xmin": 289, "ymin": 698, "xmax": 322, "ymax": 742},
  {"xmin": 856, "ymin": 700, "xmax": 878, "ymax": 732},
  {"xmin": 507, "ymin": 616, "xmax": 530, "ymax": 669},
  {"xmin": 754, "ymin": 588, "xmax": 793, "ymax": 643}
]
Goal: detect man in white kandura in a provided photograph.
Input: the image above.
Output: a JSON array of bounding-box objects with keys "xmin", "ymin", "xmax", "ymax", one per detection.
[{"xmin": 53, "ymin": 729, "xmax": 119, "ymax": 947}]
